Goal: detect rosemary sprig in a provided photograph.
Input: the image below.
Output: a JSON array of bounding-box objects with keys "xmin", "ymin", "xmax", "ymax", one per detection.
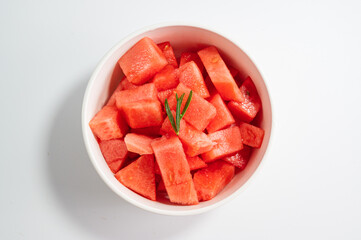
[{"xmin": 164, "ymin": 90, "xmax": 193, "ymax": 135}]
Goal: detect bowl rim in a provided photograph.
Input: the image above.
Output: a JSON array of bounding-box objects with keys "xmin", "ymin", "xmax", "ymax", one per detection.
[{"xmin": 81, "ymin": 22, "xmax": 274, "ymax": 216}]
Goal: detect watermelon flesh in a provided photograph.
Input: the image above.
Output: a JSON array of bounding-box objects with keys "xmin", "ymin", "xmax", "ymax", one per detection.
[
  {"xmin": 151, "ymin": 136, "xmax": 198, "ymax": 205},
  {"xmin": 187, "ymin": 156, "xmax": 207, "ymax": 171},
  {"xmin": 115, "ymin": 155, "xmax": 156, "ymax": 201},
  {"xmin": 223, "ymin": 146, "xmax": 251, "ymax": 170},
  {"xmin": 152, "ymin": 64, "xmax": 179, "ymax": 91},
  {"xmin": 157, "ymin": 88, "xmax": 175, "ymax": 106},
  {"xmin": 161, "ymin": 111, "xmax": 213, "ymax": 157},
  {"xmin": 130, "ymin": 126, "xmax": 161, "ymax": 137},
  {"xmin": 198, "ymin": 46, "xmax": 244, "ymax": 102},
  {"xmin": 193, "ymin": 160, "xmax": 235, "ymax": 201},
  {"xmin": 118, "ymin": 37, "xmax": 168, "ymax": 85},
  {"xmin": 228, "ymin": 77, "xmax": 262, "ymax": 123},
  {"xmin": 202, "ymin": 126, "xmax": 244, "ymax": 162},
  {"xmin": 99, "ymin": 139, "xmax": 128, "ymax": 173},
  {"xmin": 239, "ymin": 122, "xmax": 265, "ymax": 148},
  {"xmin": 124, "ymin": 133, "xmax": 154, "ymax": 155},
  {"xmin": 207, "ymin": 93, "xmax": 235, "ymax": 133},
  {"xmin": 115, "ymin": 83, "xmax": 158, "ymax": 110},
  {"xmin": 122, "ymin": 100, "xmax": 163, "ymax": 128},
  {"xmin": 89, "ymin": 106, "xmax": 128, "ymax": 140},
  {"xmin": 179, "ymin": 61, "xmax": 210, "ymax": 98},
  {"xmin": 157, "ymin": 178, "xmax": 166, "ymax": 192},
  {"xmin": 168, "ymin": 83, "xmax": 216, "ymax": 131},
  {"xmin": 157, "ymin": 42, "xmax": 178, "ymax": 68},
  {"xmin": 180, "ymin": 51, "xmax": 204, "ymax": 73}
]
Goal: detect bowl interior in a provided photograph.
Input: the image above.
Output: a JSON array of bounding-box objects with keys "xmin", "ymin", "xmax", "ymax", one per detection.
[{"xmin": 82, "ymin": 25, "xmax": 272, "ymax": 215}]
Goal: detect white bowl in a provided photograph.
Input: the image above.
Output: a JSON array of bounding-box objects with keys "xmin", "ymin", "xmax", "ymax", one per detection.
[{"xmin": 82, "ymin": 23, "xmax": 273, "ymax": 216}]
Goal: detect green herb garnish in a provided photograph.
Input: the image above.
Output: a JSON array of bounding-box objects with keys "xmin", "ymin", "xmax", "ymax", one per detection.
[{"xmin": 164, "ymin": 90, "xmax": 193, "ymax": 135}]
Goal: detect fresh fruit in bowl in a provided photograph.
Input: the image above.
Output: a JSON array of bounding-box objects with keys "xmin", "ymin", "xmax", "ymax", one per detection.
[{"xmin": 82, "ymin": 24, "xmax": 272, "ymax": 215}]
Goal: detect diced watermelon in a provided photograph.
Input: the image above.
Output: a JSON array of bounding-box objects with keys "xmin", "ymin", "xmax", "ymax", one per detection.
[
  {"xmin": 207, "ymin": 93, "xmax": 235, "ymax": 133},
  {"xmin": 168, "ymin": 83, "xmax": 216, "ymax": 131},
  {"xmin": 115, "ymin": 155, "xmax": 156, "ymax": 201},
  {"xmin": 122, "ymin": 100, "xmax": 163, "ymax": 128},
  {"xmin": 99, "ymin": 139, "xmax": 128, "ymax": 173},
  {"xmin": 227, "ymin": 77, "xmax": 262, "ymax": 123},
  {"xmin": 187, "ymin": 156, "xmax": 207, "ymax": 171},
  {"xmin": 151, "ymin": 136, "xmax": 198, "ymax": 205},
  {"xmin": 228, "ymin": 66, "xmax": 239, "ymax": 78},
  {"xmin": 115, "ymin": 83, "xmax": 158, "ymax": 110},
  {"xmin": 89, "ymin": 106, "xmax": 128, "ymax": 140},
  {"xmin": 180, "ymin": 52, "xmax": 204, "ymax": 73},
  {"xmin": 154, "ymin": 161, "xmax": 161, "ymax": 175},
  {"xmin": 118, "ymin": 77, "xmax": 138, "ymax": 90},
  {"xmin": 202, "ymin": 126, "xmax": 243, "ymax": 162},
  {"xmin": 179, "ymin": 61, "xmax": 210, "ymax": 98},
  {"xmin": 223, "ymin": 146, "xmax": 251, "ymax": 170},
  {"xmin": 165, "ymin": 180, "xmax": 198, "ymax": 205},
  {"xmin": 124, "ymin": 133, "xmax": 154, "ymax": 155},
  {"xmin": 157, "ymin": 42, "xmax": 178, "ymax": 68},
  {"xmin": 239, "ymin": 122, "xmax": 265, "ymax": 148},
  {"xmin": 118, "ymin": 37, "xmax": 168, "ymax": 85},
  {"xmin": 157, "ymin": 88, "xmax": 175, "ymax": 106},
  {"xmin": 152, "ymin": 65, "xmax": 179, "ymax": 91},
  {"xmin": 193, "ymin": 160, "xmax": 235, "ymax": 201},
  {"xmin": 157, "ymin": 178, "xmax": 166, "ymax": 192},
  {"xmin": 130, "ymin": 126, "xmax": 161, "ymax": 137},
  {"xmin": 106, "ymin": 77, "xmax": 139, "ymax": 106},
  {"xmin": 161, "ymin": 111, "xmax": 213, "ymax": 157},
  {"xmin": 198, "ymin": 46, "xmax": 244, "ymax": 102}
]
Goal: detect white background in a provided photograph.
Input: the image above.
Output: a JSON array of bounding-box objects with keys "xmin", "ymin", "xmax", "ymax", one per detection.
[{"xmin": 1, "ymin": 0, "xmax": 361, "ymax": 239}]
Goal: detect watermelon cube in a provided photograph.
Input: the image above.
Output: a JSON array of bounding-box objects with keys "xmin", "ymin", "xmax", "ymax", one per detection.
[
  {"xmin": 207, "ymin": 93, "xmax": 235, "ymax": 133},
  {"xmin": 122, "ymin": 100, "xmax": 163, "ymax": 128},
  {"xmin": 115, "ymin": 155, "xmax": 156, "ymax": 201},
  {"xmin": 157, "ymin": 88, "xmax": 175, "ymax": 106},
  {"xmin": 179, "ymin": 61, "xmax": 210, "ymax": 98},
  {"xmin": 124, "ymin": 133, "xmax": 154, "ymax": 155},
  {"xmin": 180, "ymin": 51, "xmax": 204, "ymax": 73},
  {"xmin": 118, "ymin": 37, "xmax": 168, "ymax": 85},
  {"xmin": 118, "ymin": 77, "xmax": 138, "ymax": 90},
  {"xmin": 115, "ymin": 83, "xmax": 158, "ymax": 110},
  {"xmin": 223, "ymin": 146, "xmax": 252, "ymax": 170},
  {"xmin": 99, "ymin": 139, "xmax": 128, "ymax": 173},
  {"xmin": 152, "ymin": 64, "xmax": 179, "ymax": 91},
  {"xmin": 89, "ymin": 106, "xmax": 128, "ymax": 140},
  {"xmin": 157, "ymin": 42, "xmax": 178, "ymax": 68},
  {"xmin": 130, "ymin": 126, "xmax": 161, "ymax": 137},
  {"xmin": 151, "ymin": 136, "xmax": 198, "ymax": 205},
  {"xmin": 187, "ymin": 156, "xmax": 207, "ymax": 171},
  {"xmin": 239, "ymin": 122, "xmax": 265, "ymax": 148},
  {"xmin": 161, "ymin": 111, "xmax": 213, "ymax": 157},
  {"xmin": 202, "ymin": 126, "xmax": 243, "ymax": 162},
  {"xmin": 227, "ymin": 77, "xmax": 262, "ymax": 123},
  {"xmin": 168, "ymin": 83, "xmax": 216, "ymax": 131},
  {"xmin": 193, "ymin": 160, "xmax": 235, "ymax": 201},
  {"xmin": 198, "ymin": 46, "xmax": 244, "ymax": 102}
]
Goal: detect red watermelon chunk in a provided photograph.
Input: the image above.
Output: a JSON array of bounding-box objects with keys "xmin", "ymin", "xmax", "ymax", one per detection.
[
  {"xmin": 193, "ymin": 160, "xmax": 235, "ymax": 201},
  {"xmin": 207, "ymin": 93, "xmax": 235, "ymax": 133},
  {"xmin": 239, "ymin": 122, "xmax": 265, "ymax": 148},
  {"xmin": 228, "ymin": 77, "xmax": 262, "ymax": 123},
  {"xmin": 180, "ymin": 51, "xmax": 204, "ymax": 73},
  {"xmin": 89, "ymin": 106, "xmax": 128, "ymax": 140},
  {"xmin": 157, "ymin": 178, "xmax": 166, "ymax": 192},
  {"xmin": 151, "ymin": 136, "xmax": 198, "ymax": 205},
  {"xmin": 198, "ymin": 46, "xmax": 244, "ymax": 102},
  {"xmin": 106, "ymin": 78, "xmax": 139, "ymax": 106},
  {"xmin": 130, "ymin": 126, "xmax": 161, "ymax": 137},
  {"xmin": 152, "ymin": 64, "xmax": 179, "ymax": 91},
  {"xmin": 157, "ymin": 42, "xmax": 178, "ymax": 68},
  {"xmin": 179, "ymin": 61, "xmax": 210, "ymax": 98},
  {"xmin": 99, "ymin": 139, "xmax": 128, "ymax": 173},
  {"xmin": 115, "ymin": 83, "xmax": 158, "ymax": 110},
  {"xmin": 168, "ymin": 83, "xmax": 216, "ymax": 131},
  {"xmin": 118, "ymin": 37, "xmax": 168, "ymax": 85},
  {"xmin": 122, "ymin": 100, "xmax": 163, "ymax": 128},
  {"xmin": 115, "ymin": 155, "xmax": 156, "ymax": 201},
  {"xmin": 223, "ymin": 146, "xmax": 252, "ymax": 170},
  {"xmin": 187, "ymin": 156, "xmax": 207, "ymax": 171},
  {"xmin": 157, "ymin": 88, "xmax": 175, "ymax": 105},
  {"xmin": 124, "ymin": 133, "xmax": 154, "ymax": 155},
  {"xmin": 161, "ymin": 111, "xmax": 213, "ymax": 157},
  {"xmin": 202, "ymin": 126, "xmax": 243, "ymax": 162},
  {"xmin": 118, "ymin": 77, "xmax": 138, "ymax": 90}
]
